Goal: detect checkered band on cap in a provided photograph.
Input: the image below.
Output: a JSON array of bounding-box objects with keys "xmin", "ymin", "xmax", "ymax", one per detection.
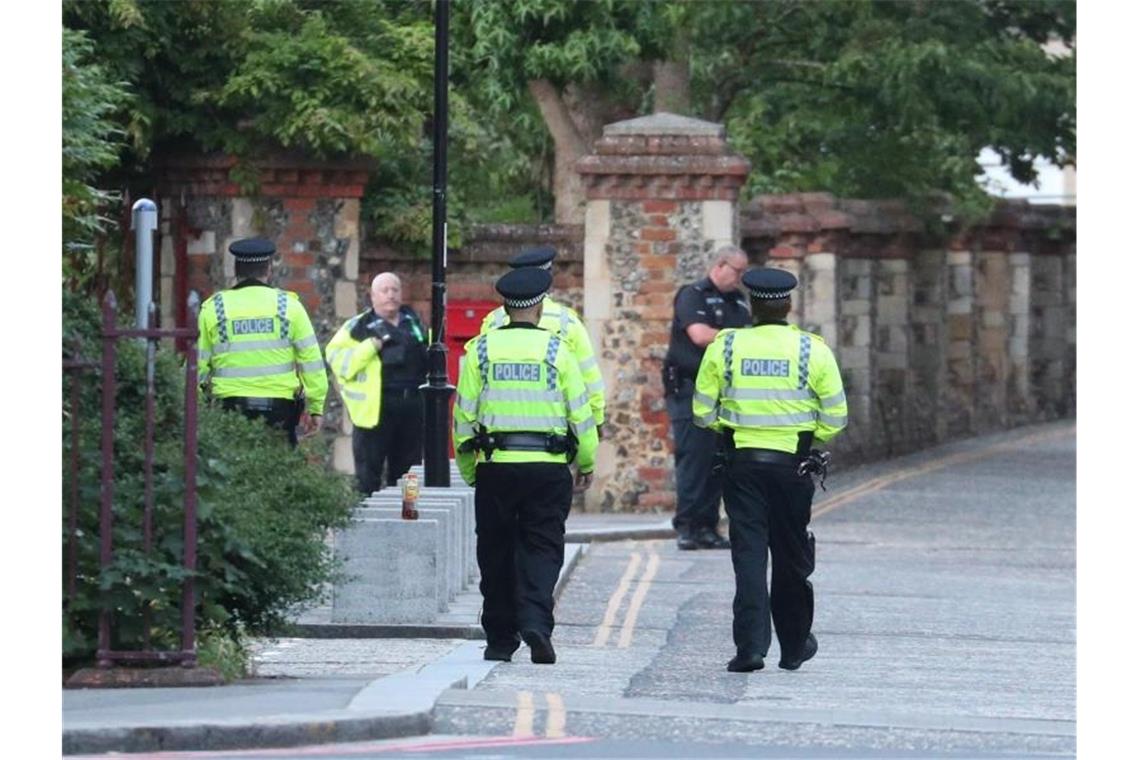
[
  {"xmin": 229, "ymin": 238, "xmax": 276, "ymax": 262},
  {"xmin": 749, "ymin": 287, "xmax": 794, "ymax": 300},
  {"xmin": 502, "ymin": 292, "xmax": 546, "ymax": 309}
]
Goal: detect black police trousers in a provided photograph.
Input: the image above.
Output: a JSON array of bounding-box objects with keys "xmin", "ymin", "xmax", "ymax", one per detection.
[
  {"xmin": 351, "ymin": 389, "xmax": 424, "ymax": 495},
  {"xmin": 221, "ymin": 397, "xmax": 301, "ymax": 447},
  {"xmin": 666, "ymin": 384, "xmax": 724, "ymax": 537},
  {"xmin": 474, "ymin": 461, "xmax": 573, "ymax": 651},
  {"xmin": 723, "ymin": 456, "xmax": 816, "ymax": 659}
]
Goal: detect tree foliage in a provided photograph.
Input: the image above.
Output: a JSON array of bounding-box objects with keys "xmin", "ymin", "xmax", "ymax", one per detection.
[
  {"xmin": 456, "ymin": 0, "xmax": 1076, "ymax": 220},
  {"xmin": 62, "ymin": 28, "xmax": 131, "ymax": 285},
  {"xmin": 64, "ymin": 0, "xmax": 1076, "ymax": 248}
]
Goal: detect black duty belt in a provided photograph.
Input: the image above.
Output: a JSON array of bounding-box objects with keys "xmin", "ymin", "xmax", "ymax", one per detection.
[
  {"xmin": 731, "ymin": 448, "xmax": 801, "ymax": 467},
  {"xmin": 487, "ymin": 431, "xmax": 570, "ymax": 454},
  {"xmin": 223, "ymin": 396, "xmax": 297, "ymax": 413}
]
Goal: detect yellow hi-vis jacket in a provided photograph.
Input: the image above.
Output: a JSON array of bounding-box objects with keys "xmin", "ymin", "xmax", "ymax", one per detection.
[
  {"xmin": 692, "ymin": 323, "xmax": 847, "ymax": 452},
  {"xmin": 454, "ymin": 324, "xmax": 599, "ymax": 486},
  {"xmin": 481, "ymin": 296, "xmax": 606, "ymax": 427},
  {"xmin": 324, "ymin": 312, "xmax": 384, "ymax": 429},
  {"xmin": 197, "ymin": 282, "xmax": 328, "ymax": 415}
]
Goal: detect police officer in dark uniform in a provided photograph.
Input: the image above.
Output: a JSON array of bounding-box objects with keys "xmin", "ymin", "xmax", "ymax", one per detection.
[
  {"xmin": 348, "ymin": 272, "xmax": 428, "ymax": 492},
  {"xmin": 693, "ymin": 268, "xmax": 847, "ymax": 672},
  {"xmin": 663, "ymin": 245, "xmax": 751, "ymax": 550}
]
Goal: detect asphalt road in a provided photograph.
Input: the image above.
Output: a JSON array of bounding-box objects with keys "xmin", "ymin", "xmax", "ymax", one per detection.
[{"xmin": 118, "ymin": 422, "xmax": 1074, "ymax": 759}]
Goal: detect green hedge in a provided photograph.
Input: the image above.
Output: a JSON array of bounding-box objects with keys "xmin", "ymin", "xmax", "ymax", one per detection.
[{"xmin": 62, "ymin": 293, "xmax": 355, "ymax": 665}]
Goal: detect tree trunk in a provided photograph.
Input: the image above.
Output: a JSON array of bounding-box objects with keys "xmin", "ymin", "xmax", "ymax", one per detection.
[
  {"xmin": 653, "ymin": 60, "xmax": 691, "ymax": 115},
  {"xmin": 528, "ymin": 79, "xmax": 590, "ymax": 225}
]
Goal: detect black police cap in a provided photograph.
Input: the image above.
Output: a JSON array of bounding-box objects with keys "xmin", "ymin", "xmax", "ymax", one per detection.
[
  {"xmin": 742, "ymin": 267, "xmax": 798, "ymax": 300},
  {"xmin": 496, "ymin": 267, "xmax": 552, "ymax": 309},
  {"xmin": 229, "ymin": 237, "xmax": 276, "ymax": 263},
  {"xmin": 509, "ymin": 245, "xmax": 557, "ymax": 270}
]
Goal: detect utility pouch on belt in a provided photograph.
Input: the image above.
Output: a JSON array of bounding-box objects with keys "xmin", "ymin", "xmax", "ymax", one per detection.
[
  {"xmin": 796, "ymin": 431, "xmax": 814, "ymax": 458},
  {"xmin": 662, "ymin": 363, "xmax": 681, "ymax": 397}
]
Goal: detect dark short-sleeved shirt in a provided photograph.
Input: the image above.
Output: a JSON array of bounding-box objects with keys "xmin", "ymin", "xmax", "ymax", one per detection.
[
  {"xmin": 379, "ymin": 305, "xmax": 429, "ymax": 391},
  {"xmin": 664, "ymin": 277, "xmax": 751, "ymax": 377}
]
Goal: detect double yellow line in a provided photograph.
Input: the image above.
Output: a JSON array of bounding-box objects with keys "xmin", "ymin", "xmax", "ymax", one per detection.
[
  {"xmin": 813, "ymin": 424, "xmax": 1074, "ymax": 518},
  {"xmin": 592, "ymin": 541, "xmax": 662, "ymax": 649},
  {"xmin": 513, "ymin": 690, "xmax": 567, "ymax": 738}
]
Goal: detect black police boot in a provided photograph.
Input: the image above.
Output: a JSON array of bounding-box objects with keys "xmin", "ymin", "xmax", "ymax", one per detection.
[
  {"xmin": 778, "ymin": 633, "xmax": 818, "ymax": 671},
  {"xmin": 726, "ymin": 652, "xmax": 766, "ymax": 672},
  {"xmin": 483, "ymin": 643, "xmax": 517, "ymax": 662},
  {"xmin": 676, "ymin": 532, "xmax": 699, "ymax": 551},
  {"xmin": 696, "ymin": 527, "xmax": 731, "ymax": 550},
  {"xmin": 521, "ymin": 630, "xmax": 556, "ymax": 665}
]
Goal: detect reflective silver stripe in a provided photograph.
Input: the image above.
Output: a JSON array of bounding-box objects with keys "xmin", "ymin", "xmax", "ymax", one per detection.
[
  {"xmin": 819, "ymin": 390, "xmax": 847, "ymax": 407},
  {"xmin": 455, "ymin": 422, "xmax": 476, "ymax": 437},
  {"xmin": 578, "ymin": 356, "xmax": 599, "ymax": 375},
  {"xmin": 567, "ymin": 392, "xmax": 590, "ymax": 414},
  {"xmin": 818, "ymin": 411, "xmax": 848, "ymax": 427},
  {"xmin": 341, "ymin": 389, "xmax": 367, "ymax": 401},
  {"xmin": 293, "ymin": 334, "xmax": 319, "ymax": 350},
  {"xmin": 694, "ymin": 410, "xmax": 717, "ymax": 427},
  {"xmin": 718, "ymin": 409, "xmax": 818, "ymax": 427},
  {"xmin": 559, "ymin": 307, "xmax": 570, "ymax": 338},
  {"xmin": 483, "ymin": 388, "xmax": 562, "ymax": 404},
  {"xmin": 339, "ymin": 348, "xmax": 354, "ymax": 379},
  {"xmin": 693, "ymin": 391, "xmax": 718, "ymax": 409},
  {"xmin": 480, "ymin": 414, "xmax": 567, "ymax": 429},
  {"xmin": 213, "ymin": 363, "xmax": 297, "ymax": 378},
  {"xmin": 198, "ymin": 347, "xmax": 212, "ymax": 363},
  {"xmin": 456, "ymin": 395, "xmax": 479, "ymax": 413},
  {"xmin": 586, "ymin": 379, "xmax": 606, "ymax": 394},
  {"xmin": 491, "ymin": 310, "xmax": 506, "ymax": 329},
  {"xmin": 573, "ymin": 417, "xmax": 595, "ymax": 438},
  {"xmin": 213, "ymin": 339, "xmax": 293, "ymax": 355},
  {"xmin": 723, "ymin": 387, "xmax": 815, "ymax": 401},
  {"xmin": 297, "ymin": 360, "xmax": 325, "ymax": 373}
]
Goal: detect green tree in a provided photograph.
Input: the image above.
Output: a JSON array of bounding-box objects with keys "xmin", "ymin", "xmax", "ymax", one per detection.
[
  {"xmin": 62, "ymin": 28, "xmax": 131, "ymax": 289},
  {"xmin": 455, "ymin": 0, "xmax": 1076, "ymax": 222}
]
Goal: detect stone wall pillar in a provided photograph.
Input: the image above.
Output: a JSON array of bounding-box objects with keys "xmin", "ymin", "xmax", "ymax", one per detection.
[
  {"xmin": 910, "ymin": 249, "xmax": 948, "ymax": 443},
  {"xmin": 1007, "ymin": 252, "xmax": 1033, "ymax": 420},
  {"xmin": 576, "ymin": 113, "xmax": 750, "ymax": 512},
  {"xmin": 837, "ymin": 259, "xmax": 875, "ymax": 455},
  {"xmin": 943, "ymin": 249, "xmax": 977, "ymax": 438},
  {"xmin": 155, "ymin": 153, "xmax": 370, "ymax": 474}
]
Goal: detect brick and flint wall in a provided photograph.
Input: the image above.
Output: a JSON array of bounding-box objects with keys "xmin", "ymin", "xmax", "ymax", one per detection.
[
  {"xmin": 150, "ymin": 128, "xmax": 1075, "ymax": 511},
  {"xmin": 575, "ymin": 114, "xmax": 751, "ymax": 511},
  {"xmin": 155, "ymin": 153, "xmax": 369, "ymax": 472}
]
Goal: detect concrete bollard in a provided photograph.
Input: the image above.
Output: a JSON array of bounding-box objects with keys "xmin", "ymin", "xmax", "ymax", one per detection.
[
  {"xmin": 331, "ymin": 518, "xmax": 445, "ymax": 623},
  {"xmin": 357, "ymin": 505, "xmax": 457, "ymax": 600}
]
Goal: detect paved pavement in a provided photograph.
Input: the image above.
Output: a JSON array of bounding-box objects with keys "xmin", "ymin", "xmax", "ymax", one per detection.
[{"xmin": 61, "ymin": 421, "xmax": 1075, "ymax": 757}]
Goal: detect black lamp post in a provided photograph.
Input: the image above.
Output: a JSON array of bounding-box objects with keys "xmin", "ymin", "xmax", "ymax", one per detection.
[{"xmin": 421, "ymin": 0, "xmax": 454, "ymax": 487}]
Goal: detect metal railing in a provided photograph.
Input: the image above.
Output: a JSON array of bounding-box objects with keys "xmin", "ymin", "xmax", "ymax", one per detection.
[{"xmin": 70, "ymin": 291, "xmax": 203, "ymax": 668}]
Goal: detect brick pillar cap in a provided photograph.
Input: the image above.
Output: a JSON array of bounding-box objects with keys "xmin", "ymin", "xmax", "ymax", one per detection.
[{"xmin": 603, "ymin": 112, "xmax": 725, "ymax": 138}]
